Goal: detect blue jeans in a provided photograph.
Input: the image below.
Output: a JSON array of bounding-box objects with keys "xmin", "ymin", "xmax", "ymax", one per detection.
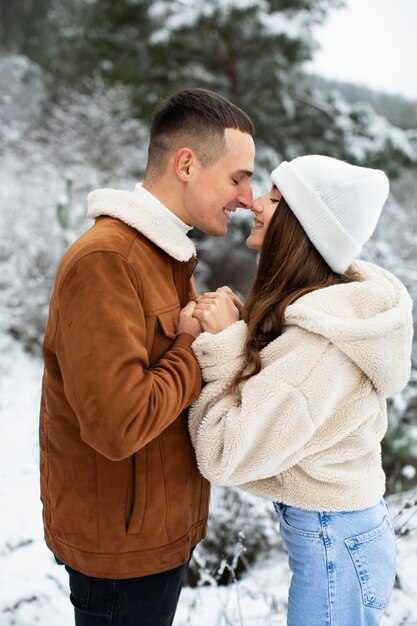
[
  {"xmin": 273, "ymin": 499, "xmax": 396, "ymax": 626},
  {"xmin": 63, "ymin": 554, "xmax": 193, "ymax": 626}
]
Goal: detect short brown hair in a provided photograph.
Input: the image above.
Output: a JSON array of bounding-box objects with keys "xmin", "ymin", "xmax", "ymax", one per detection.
[{"xmin": 146, "ymin": 88, "xmax": 254, "ymax": 178}]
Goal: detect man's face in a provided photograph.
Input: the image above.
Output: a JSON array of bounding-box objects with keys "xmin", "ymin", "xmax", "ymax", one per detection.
[{"xmin": 183, "ymin": 128, "xmax": 255, "ymax": 236}]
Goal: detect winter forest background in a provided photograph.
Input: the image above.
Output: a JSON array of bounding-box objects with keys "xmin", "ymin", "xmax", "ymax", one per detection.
[{"xmin": 0, "ymin": 1, "xmax": 416, "ymax": 624}]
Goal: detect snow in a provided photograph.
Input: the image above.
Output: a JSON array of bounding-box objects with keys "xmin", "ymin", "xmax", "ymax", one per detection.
[
  {"xmin": 148, "ymin": 0, "xmax": 324, "ymax": 46},
  {"xmin": 402, "ymin": 465, "xmax": 417, "ymax": 481},
  {"xmin": 148, "ymin": 0, "xmax": 312, "ymax": 45},
  {"xmin": 259, "ymin": 10, "xmax": 315, "ymax": 42},
  {"xmin": 1, "ymin": 331, "xmax": 417, "ymax": 625},
  {"xmin": 0, "ymin": 333, "xmax": 71, "ymax": 625},
  {"xmin": 330, "ymin": 97, "xmax": 417, "ymax": 164}
]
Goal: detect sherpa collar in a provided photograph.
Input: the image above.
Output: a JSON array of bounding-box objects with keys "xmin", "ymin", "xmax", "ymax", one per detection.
[{"xmin": 87, "ymin": 183, "xmax": 196, "ymax": 262}]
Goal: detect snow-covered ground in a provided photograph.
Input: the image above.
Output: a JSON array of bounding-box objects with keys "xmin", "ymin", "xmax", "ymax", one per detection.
[{"xmin": 1, "ymin": 331, "xmax": 417, "ymax": 626}]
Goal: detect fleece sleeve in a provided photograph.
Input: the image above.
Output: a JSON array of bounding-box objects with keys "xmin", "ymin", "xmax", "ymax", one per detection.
[
  {"xmin": 189, "ymin": 322, "xmax": 316, "ymax": 486},
  {"xmin": 55, "ymin": 251, "xmax": 202, "ymax": 461}
]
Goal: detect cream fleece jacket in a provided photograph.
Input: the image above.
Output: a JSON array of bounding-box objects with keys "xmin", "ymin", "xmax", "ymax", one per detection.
[{"xmin": 189, "ymin": 260, "xmax": 413, "ymax": 511}]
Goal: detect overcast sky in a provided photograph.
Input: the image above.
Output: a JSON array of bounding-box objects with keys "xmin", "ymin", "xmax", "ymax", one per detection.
[{"xmin": 306, "ymin": 0, "xmax": 417, "ymax": 101}]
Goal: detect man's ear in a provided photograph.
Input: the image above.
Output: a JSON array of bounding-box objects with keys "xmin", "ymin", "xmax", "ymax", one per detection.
[{"xmin": 174, "ymin": 147, "xmax": 197, "ymax": 182}]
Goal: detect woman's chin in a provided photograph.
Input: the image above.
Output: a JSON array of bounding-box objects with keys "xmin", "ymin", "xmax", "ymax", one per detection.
[{"xmin": 246, "ymin": 234, "xmax": 261, "ymax": 250}]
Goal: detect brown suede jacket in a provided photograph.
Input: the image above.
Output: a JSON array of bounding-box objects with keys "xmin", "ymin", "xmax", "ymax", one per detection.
[{"xmin": 39, "ymin": 186, "xmax": 210, "ymax": 578}]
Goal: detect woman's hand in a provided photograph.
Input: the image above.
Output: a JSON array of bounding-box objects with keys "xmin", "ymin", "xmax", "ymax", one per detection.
[
  {"xmin": 193, "ymin": 290, "xmax": 240, "ymax": 334},
  {"xmin": 178, "ymin": 301, "xmax": 202, "ymax": 338},
  {"xmin": 216, "ymin": 286, "xmax": 244, "ymax": 317}
]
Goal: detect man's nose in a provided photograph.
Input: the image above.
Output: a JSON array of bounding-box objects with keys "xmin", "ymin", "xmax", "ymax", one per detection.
[{"xmin": 237, "ymin": 184, "xmax": 253, "ymax": 209}]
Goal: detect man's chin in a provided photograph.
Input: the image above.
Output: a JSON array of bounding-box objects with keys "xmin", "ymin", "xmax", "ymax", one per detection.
[{"xmin": 200, "ymin": 224, "xmax": 227, "ymax": 237}]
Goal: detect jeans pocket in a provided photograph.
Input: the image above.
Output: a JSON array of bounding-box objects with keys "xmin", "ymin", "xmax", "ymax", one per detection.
[
  {"xmin": 276, "ymin": 504, "xmax": 322, "ymax": 539},
  {"xmin": 66, "ymin": 566, "xmax": 115, "ymax": 618},
  {"xmin": 344, "ymin": 515, "xmax": 396, "ymax": 610},
  {"xmin": 65, "ymin": 565, "xmax": 90, "ymax": 610}
]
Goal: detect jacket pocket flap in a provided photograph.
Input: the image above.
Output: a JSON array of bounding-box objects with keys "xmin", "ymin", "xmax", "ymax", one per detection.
[{"xmin": 157, "ymin": 311, "xmax": 178, "ymax": 339}]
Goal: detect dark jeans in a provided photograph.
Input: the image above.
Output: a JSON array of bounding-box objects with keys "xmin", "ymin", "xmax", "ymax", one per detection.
[{"xmin": 63, "ymin": 554, "xmax": 193, "ymax": 626}]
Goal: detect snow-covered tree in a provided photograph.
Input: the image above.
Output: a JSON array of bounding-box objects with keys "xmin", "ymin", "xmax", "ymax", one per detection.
[
  {"xmin": 3, "ymin": 1, "xmax": 417, "ymax": 176},
  {"xmin": 0, "ymin": 57, "xmax": 148, "ymax": 351}
]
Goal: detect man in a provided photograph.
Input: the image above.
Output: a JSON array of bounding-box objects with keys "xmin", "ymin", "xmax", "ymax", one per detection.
[{"xmin": 39, "ymin": 88, "xmax": 255, "ymax": 625}]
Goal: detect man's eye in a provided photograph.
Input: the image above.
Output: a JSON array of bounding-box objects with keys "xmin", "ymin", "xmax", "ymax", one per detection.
[{"xmin": 232, "ymin": 179, "xmax": 239, "ymax": 185}]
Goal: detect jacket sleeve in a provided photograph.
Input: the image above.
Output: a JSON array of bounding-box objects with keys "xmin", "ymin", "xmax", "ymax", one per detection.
[
  {"xmin": 189, "ymin": 322, "xmax": 316, "ymax": 486},
  {"xmin": 56, "ymin": 251, "xmax": 202, "ymax": 461}
]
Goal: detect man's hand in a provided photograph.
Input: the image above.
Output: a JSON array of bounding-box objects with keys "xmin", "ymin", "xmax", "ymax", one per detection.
[
  {"xmin": 193, "ymin": 290, "xmax": 240, "ymax": 334},
  {"xmin": 178, "ymin": 301, "xmax": 202, "ymax": 338}
]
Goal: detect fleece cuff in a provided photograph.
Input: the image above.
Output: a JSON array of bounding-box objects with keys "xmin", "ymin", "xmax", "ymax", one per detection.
[{"xmin": 192, "ymin": 320, "xmax": 247, "ymax": 383}]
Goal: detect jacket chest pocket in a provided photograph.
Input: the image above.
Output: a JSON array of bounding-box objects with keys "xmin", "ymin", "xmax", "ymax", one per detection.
[{"xmin": 148, "ymin": 308, "xmax": 180, "ymax": 365}]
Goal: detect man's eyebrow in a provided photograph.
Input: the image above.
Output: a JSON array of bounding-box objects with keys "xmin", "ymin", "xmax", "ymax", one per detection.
[{"xmin": 233, "ymin": 169, "xmax": 254, "ymax": 178}]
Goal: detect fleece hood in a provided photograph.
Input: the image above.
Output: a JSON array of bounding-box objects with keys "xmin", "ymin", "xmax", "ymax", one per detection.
[
  {"xmin": 285, "ymin": 260, "xmax": 413, "ymax": 397},
  {"xmin": 87, "ymin": 183, "xmax": 196, "ymax": 262}
]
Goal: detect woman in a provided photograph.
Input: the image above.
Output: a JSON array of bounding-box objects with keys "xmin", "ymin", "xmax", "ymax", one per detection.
[{"xmin": 183, "ymin": 155, "xmax": 413, "ymax": 625}]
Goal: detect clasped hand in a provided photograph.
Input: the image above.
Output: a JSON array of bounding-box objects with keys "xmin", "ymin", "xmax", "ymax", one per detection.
[{"xmin": 178, "ymin": 287, "xmax": 242, "ymax": 337}]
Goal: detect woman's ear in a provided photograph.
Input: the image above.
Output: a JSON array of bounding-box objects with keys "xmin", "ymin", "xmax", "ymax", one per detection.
[{"xmin": 173, "ymin": 147, "xmax": 197, "ymax": 182}]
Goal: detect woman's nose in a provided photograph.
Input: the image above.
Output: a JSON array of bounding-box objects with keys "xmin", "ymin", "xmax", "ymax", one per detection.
[{"xmin": 251, "ymin": 199, "xmax": 263, "ymax": 214}]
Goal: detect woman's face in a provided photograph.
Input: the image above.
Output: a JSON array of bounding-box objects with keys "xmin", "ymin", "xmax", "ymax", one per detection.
[{"xmin": 246, "ymin": 185, "xmax": 282, "ymax": 250}]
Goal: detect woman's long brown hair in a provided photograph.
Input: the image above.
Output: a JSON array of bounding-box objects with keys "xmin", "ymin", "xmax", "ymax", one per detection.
[{"xmin": 232, "ymin": 196, "xmax": 356, "ymax": 389}]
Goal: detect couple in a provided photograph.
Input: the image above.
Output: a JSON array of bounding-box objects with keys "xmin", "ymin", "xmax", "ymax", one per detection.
[{"xmin": 39, "ymin": 89, "xmax": 413, "ymax": 626}]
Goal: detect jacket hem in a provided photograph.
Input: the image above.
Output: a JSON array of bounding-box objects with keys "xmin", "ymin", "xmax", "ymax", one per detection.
[{"xmin": 45, "ymin": 519, "xmax": 207, "ymax": 579}]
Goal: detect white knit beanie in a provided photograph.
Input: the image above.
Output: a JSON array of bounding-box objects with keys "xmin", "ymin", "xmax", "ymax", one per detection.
[{"xmin": 271, "ymin": 155, "xmax": 389, "ymax": 274}]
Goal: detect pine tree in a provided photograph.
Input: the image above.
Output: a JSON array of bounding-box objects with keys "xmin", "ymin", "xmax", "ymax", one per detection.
[{"xmin": 3, "ymin": 0, "xmax": 416, "ymax": 174}]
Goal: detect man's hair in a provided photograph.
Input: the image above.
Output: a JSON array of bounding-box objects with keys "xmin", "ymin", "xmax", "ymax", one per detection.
[{"xmin": 145, "ymin": 88, "xmax": 255, "ymax": 178}]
